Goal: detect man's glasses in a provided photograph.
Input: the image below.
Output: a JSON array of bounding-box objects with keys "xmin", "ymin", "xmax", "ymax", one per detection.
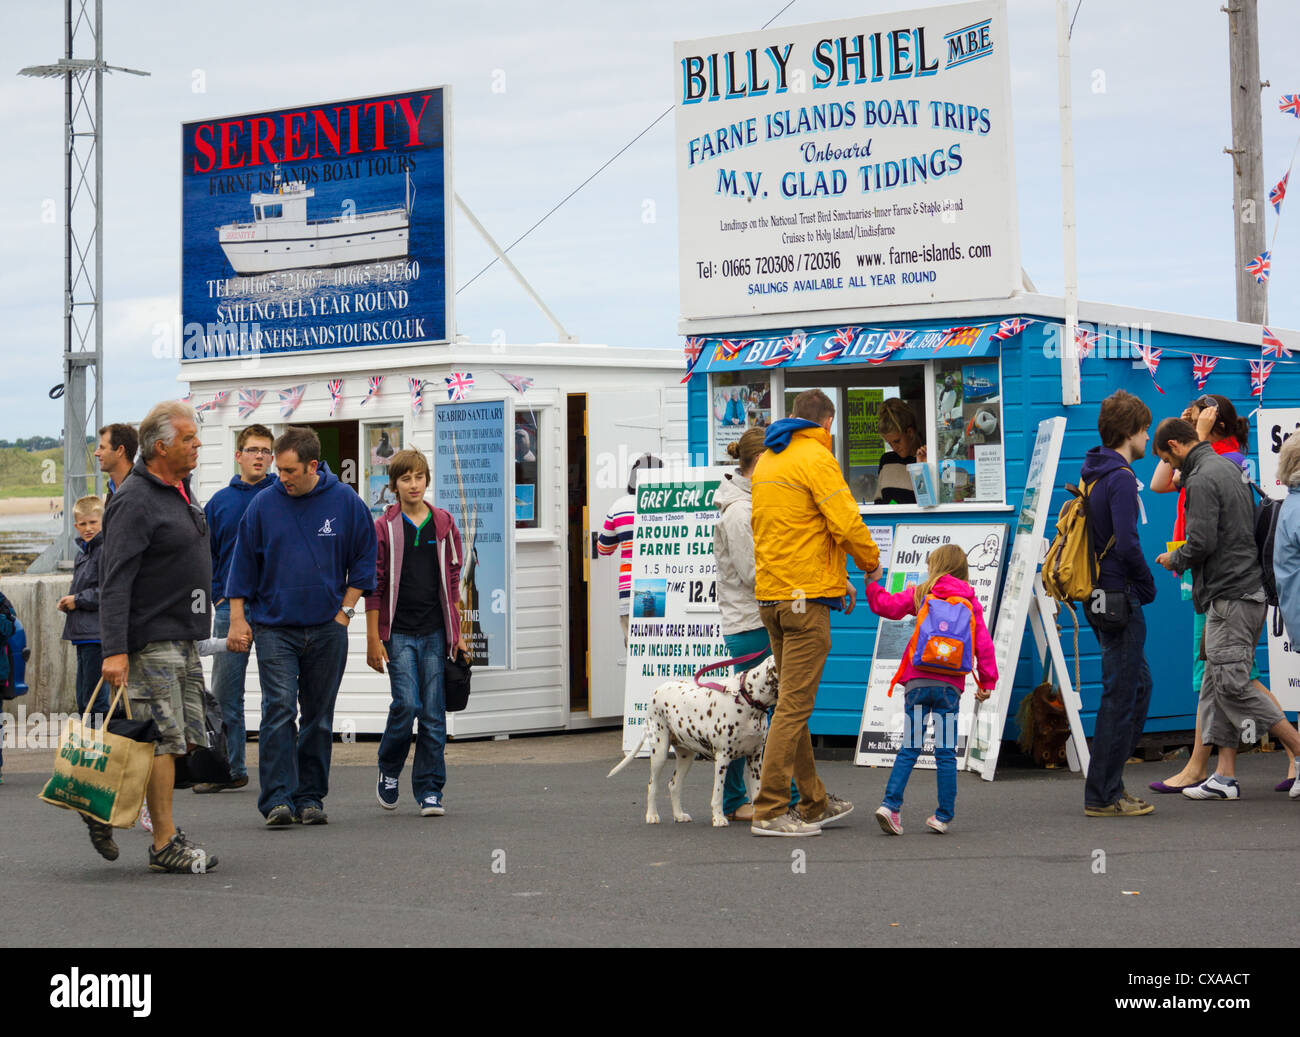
[{"xmin": 240, "ymin": 447, "xmax": 273, "ymax": 457}]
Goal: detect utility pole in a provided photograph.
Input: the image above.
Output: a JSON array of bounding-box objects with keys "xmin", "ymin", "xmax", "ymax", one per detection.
[
  {"xmin": 1224, "ymin": 0, "xmax": 1268, "ymax": 324},
  {"xmin": 18, "ymin": 0, "xmax": 148, "ymax": 573}
]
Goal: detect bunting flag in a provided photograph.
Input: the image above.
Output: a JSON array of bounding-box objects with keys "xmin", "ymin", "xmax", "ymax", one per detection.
[
  {"xmin": 713, "ymin": 338, "xmax": 752, "ymax": 362},
  {"xmin": 1281, "ymin": 94, "xmax": 1300, "ymax": 118},
  {"xmin": 1262, "ymin": 325, "xmax": 1293, "ymax": 359},
  {"xmin": 279, "ymin": 384, "xmax": 307, "ymax": 418},
  {"xmin": 180, "ymin": 389, "xmax": 192, "ymax": 403},
  {"xmin": 237, "ymin": 388, "xmax": 266, "ymax": 419},
  {"xmin": 989, "ymin": 318, "xmax": 1031, "ymax": 342},
  {"xmin": 681, "ymin": 338, "xmax": 706, "ymax": 383},
  {"xmin": 409, "ymin": 377, "xmax": 427, "ymax": 415},
  {"xmin": 1251, "ymin": 359, "xmax": 1274, "ymax": 398},
  {"xmin": 818, "ymin": 327, "xmax": 857, "ymax": 362},
  {"xmin": 1246, "ymin": 250, "xmax": 1272, "ymax": 284},
  {"xmin": 1191, "ymin": 355, "xmax": 1219, "ymax": 392},
  {"xmin": 358, "ymin": 375, "xmax": 384, "ymax": 406},
  {"xmin": 939, "ymin": 326, "xmax": 981, "ymax": 349},
  {"xmin": 1271, "ymin": 171, "xmax": 1290, "ymax": 214},
  {"xmin": 327, "ymin": 378, "xmax": 344, "ymax": 417},
  {"xmin": 498, "ymin": 372, "xmax": 536, "ymax": 395},
  {"xmin": 194, "ymin": 390, "xmax": 230, "ymax": 422},
  {"xmin": 1137, "ymin": 343, "xmax": 1165, "ymax": 394},
  {"xmin": 870, "ymin": 329, "xmax": 913, "ymax": 365},
  {"xmin": 760, "ymin": 332, "xmax": 804, "ymax": 368},
  {"xmin": 445, "ymin": 371, "xmax": 474, "ymax": 401},
  {"xmin": 1074, "ymin": 327, "xmax": 1098, "ymax": 358}
]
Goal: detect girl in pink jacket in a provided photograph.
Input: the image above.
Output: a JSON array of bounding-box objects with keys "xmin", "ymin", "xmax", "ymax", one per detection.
[{"xmin": 865, "ymin": 544, "xmax": 997, "ymax": 835}]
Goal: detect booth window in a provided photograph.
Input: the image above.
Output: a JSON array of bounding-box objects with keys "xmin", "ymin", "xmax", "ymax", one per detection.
[
  {"xmin": 515, "ymin": 409, "xmax": 540, "ymax": 529},
  {"xmin": 712, "ymin": 371, "xmax": 772, "ymax": 464},
  {"xmin": 780, "ymin": 356, "xmax": 1005, "ymax": 508},
  {"xmin": 361, "ymin": 420, "xmax": 404, "ymax": 518}
]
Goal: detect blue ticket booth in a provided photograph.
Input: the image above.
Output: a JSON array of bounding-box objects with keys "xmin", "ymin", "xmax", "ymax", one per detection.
[{"xmin": 684, "ymin": 299, "xmax": 1299, "ymax": 741}]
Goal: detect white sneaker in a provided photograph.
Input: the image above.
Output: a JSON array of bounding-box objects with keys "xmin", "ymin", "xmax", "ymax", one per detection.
[{"xmin": 1182, "ymin": 774, "xmax": 1240, "ymax": 800}]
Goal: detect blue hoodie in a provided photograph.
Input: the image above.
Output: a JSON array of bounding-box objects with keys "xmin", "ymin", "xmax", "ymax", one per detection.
[
  {"xmin": 224, "ymin": 461, "xmax": 377, "ymax": 626},
  {"xmin": 205, "ymin": 472, "xmax": 278, "ymax": 605},
  {"xmin": 1079, "ymin": 446, "xmax": 1156, "ymax": 605},
  {"xmin": 764, "ymin": 417, "xmax": 821, "ymax": 453}
]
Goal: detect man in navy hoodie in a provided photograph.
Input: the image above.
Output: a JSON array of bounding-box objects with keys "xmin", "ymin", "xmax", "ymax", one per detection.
[
  {"xmin": 1080, "ymin": 390, "xmax": 1157, "ymax": 819},
  {"xmin": 196, "ymin": 423, "xmax": 277, "ymax": 793},
  {"xmin": 225, "ymin": 426, "xmax": 376, "ymax": 827}
]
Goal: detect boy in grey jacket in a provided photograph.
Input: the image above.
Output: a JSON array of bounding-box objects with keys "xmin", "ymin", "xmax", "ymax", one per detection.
[{"xmin": 1155, "ymin": 418, "xmax": 1300, "ymax": 800}]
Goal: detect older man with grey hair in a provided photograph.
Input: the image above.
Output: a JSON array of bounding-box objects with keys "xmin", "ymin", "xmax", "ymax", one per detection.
[
  {"xmin": 1274, "ymin": 432, "xmax": 1300, "ymax": 666},
  {"xmin": 97, "ymin": 399, "xmax": 221, "ymax": 872}
]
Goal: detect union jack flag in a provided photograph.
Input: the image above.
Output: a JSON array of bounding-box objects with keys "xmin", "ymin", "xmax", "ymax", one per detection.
[
  {"xmin": 1191, "ymin": 355, "xmax": 1218, "ymax": 391},
  {"xmin": 681, "ymin": 337, "xmax": 707, "ymax": 384},
  {"xmin": 713, "ymin": 338, "xmax": 752, "ymax": 362},
  {"xmin": 818, "ymin": 326, "xmax": 857, "ymax": 362},
  {"xmin": 1074, "ymin": 327, "xmax": 1098, "ymax": 358},
  {"xmin": 498, "ymin": 372, "xmax": 535, "ymax": 395},
  {"xmin": 760, "ymin": 333, "xmax": 803, "ymax": 368},
  {"xmin": 1280, "ymin": 94, "xmax": 1300, "ymax": 118},
  {"xmin": 359, "ymin": 375, "xmax": 384, "ymax": 406},
  {"xmin": 1251, "ymin": 359, "xmax": 1274, "ymax": 398},
  {"xmin": 1271, "ymin": 172, "xmax": 1289, "ymax": 214},
  {"xmin": 279, "ymin": 384, "xmax": 307, "ymax": 418},
  {"xmin": 445, "ymin": 371, "xmax": 474, "ymax": 402},
  {"xmin": 1262, "ymin": 325, "xmax": 1293, "ymax": 358},
  {"xmin": 989, "ymin": 318, "xmax": 1030, "ymax": 342},
  {"xmin": 195, "ymin": 390, "xmax": 231, "ymax": 422},
  {"xmin": 869, "ymin": 329, "xmax": 913, "ymax": 365},
  {"xmin": 1137, "ymin": 343, "xmax": 1165, "ymax": 394},
  {"xmin": 1246, "ymin": 250, "xmax": 1271, "ymax": 284},
  {"xmin": 326, "ymin": 379, "xmax": 344, "ymax": 417},
  {"xmin": 237, "ymin": 388, "xmax": 266, "ymax": 419},
  {"xmin": 410, "ymin": 377, "xmax": 428, "ymax": 414}
]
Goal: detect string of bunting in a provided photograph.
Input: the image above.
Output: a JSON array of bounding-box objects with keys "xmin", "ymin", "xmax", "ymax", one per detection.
[{"xmin": 359, "ymin": 375, "xmax": 384, "ymax": 406}]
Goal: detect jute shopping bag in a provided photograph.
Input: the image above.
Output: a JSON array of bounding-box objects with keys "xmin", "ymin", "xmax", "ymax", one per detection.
[{"xmin": 39, "ymin": 679, "xmax": 157, "ymax": 828}]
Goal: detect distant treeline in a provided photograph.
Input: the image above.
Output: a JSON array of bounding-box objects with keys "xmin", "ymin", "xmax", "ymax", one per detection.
[{"xmin": 0, "ymin": 436, "xmax": 93, "ymax": 451}]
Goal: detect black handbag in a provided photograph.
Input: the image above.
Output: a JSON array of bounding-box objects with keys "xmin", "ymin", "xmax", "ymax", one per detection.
[
  {"xmin": 174, "ymin": 686, "xmax": 233, "ymax": 786},
  {"xmin": 1085, "ymin": 586, "xmax": 1131, "ymax": 633},
  {"xmin": 445, "ymin": 649, "xmax": 472, "ymax": 713}
]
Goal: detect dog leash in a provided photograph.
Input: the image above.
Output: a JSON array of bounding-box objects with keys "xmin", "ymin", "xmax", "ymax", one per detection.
[{"xmin": 693, "ymin": 650, "xmax": 769, "ymax": 709}]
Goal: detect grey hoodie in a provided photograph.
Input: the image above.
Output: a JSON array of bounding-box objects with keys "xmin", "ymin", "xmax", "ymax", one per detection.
[
  {"xmin": 1168, "ymin": 440, "xmax": 1263, "ymax": 613},
  {"xmin": 713, "ymin": 471, "xmax": 762, "ymax": 635}
]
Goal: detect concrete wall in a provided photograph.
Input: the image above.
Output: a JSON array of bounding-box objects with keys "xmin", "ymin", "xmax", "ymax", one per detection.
[{"xmin": 1, "ymin": 572, "xmax": 77, "ymax": 721}]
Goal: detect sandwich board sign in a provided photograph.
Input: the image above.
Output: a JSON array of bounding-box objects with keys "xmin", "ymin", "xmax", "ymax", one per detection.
[
  {"xmin": 855, "ymin": 523, "xmax": 1007, "ymax": 769},
  {"xmin": 967, "ymin": 416, "xmax": 1066, "ymax": 779}
]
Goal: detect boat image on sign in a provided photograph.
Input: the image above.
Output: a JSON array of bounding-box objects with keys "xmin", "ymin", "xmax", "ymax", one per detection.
[{"xmin": 216, "ymin": 165, "xmax": 412, "ymax": 275}]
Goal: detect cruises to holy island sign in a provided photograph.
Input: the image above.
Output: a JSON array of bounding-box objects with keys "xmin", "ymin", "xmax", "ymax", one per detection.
[
  {"xmin": 674, "ymin": 0, "xmax": 1020, "ymax": 321},
  {"xmin": 180, "ymin": 87, "xmax": 452, "ymax": 361}
]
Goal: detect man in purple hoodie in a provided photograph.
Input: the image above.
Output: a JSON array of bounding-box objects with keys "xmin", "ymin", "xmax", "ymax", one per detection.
[
  {"xmin": 1080, "ymin": 390, "xmax": 1157, "ymax": 818},
  {"xmin": 225, "ymin": 426, "xmax": 376, "ymax": 827}
]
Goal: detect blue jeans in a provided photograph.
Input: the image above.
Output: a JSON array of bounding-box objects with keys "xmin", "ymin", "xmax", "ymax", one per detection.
[
  {"xmin": 74, "ymin": 642, "xmax": 109, "ymax": 718},
  {"xmin": 1085, "ymin": 596, "xmax": 1152, "ymax": 809},
  {"xmin": 253, "ymin": 619, "xmax": 349, "ymax": 817},
  {"xmin": 882, "ymin": 683, "xmax": 961, "ymax": 823},
  {"xmin": 720, "ymin": 628, "xmax": 799, "ymax": 815},
  {"xmin": 211, "ymin": 602, "xmax": 249, "ymax": 779},
  {"xmin": 377, "ymin": 629, "xmax": 448, "ymax": 802}
]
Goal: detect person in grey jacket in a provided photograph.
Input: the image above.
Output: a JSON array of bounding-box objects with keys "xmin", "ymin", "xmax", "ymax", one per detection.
[
  {"xmin": 57, "ymin": 495, "xmax": 109, "ymax": 718},
  {"xmin": 1155, "ymin": 418, "xmax": 1300, "ymax": 801}
]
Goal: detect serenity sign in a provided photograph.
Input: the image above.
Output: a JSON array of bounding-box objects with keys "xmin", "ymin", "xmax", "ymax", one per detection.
[{"xmin": 674, "ymin": 0, "xmax": 1019, "ymax": 321}]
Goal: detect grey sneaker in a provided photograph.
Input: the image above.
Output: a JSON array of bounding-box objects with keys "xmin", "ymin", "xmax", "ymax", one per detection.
[
  {"xmin": 298, "ymin": 805, "xmax": 329, "ymax": 825},
  {"xmin": 751, "ymin": 810, "xmax": 822, "ymax": 837},
  {"xmin": 800, "ymin": 793, "xmax": 854, "ymax": 828},
  {"xmin": 265, "ymin": 805, "xmax": 295, "ymax": 828},
  {"xmin": 81, "ymin": 814, "xmax": 119, "ymax": 861},
  {"xmin": 148, "ymin": 834, "xmax": 217, "ymax": 874}
]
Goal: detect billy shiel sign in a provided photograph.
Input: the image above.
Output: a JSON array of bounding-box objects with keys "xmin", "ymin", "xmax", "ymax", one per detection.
[
  {"xmin": 621, "ymin": 469, "xmax": 731, "ymax": 754},
  {"xmin": 180, "ymin": 87, "xmax": 452, "ymax": 361},
  {"xmin": 674, "ymin": 0, "xmax": 1019, "ymax": 321}
]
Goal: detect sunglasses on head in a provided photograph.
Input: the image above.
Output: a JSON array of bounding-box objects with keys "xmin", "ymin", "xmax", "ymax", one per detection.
[{"xmin": 1194, "ymin": 395, "xmax": 1218, "ymax": 410}]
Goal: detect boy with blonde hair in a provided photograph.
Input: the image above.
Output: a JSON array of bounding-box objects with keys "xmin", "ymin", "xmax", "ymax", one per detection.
[{"xmin": 57, "ymin": 495, "xmax": 109, "ymax": 718}]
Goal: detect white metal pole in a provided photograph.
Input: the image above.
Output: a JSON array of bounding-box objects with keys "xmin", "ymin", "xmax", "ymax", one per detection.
[{"xmin": 1058, "ymin": 0, "xmax": 1081, "ymax": 406}]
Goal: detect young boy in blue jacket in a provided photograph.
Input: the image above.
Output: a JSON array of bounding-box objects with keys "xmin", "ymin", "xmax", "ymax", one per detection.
[{"xmin": 56, "ymin": 496, "xmax": 110, "ymax": 719}]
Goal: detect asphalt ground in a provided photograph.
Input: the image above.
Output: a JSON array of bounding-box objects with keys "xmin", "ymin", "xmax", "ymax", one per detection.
[{"xmin": 2, "ymin": 729, "xmax": 1298, "ymax": 962}]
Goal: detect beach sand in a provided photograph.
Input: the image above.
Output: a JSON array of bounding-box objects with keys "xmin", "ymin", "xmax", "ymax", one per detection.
[{"xmin": 0, "ymin": 497, "xmax": 63, "ymax": 517}]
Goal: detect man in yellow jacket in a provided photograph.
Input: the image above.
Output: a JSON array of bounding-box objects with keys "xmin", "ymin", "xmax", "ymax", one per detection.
[{"xmin": 751, "ymin": 389, "xmax": 882, "ymax": 836}]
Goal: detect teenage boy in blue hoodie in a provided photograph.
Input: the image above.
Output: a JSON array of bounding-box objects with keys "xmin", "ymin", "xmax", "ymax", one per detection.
[
  {"xmin": 1080, "ymin": 390, "xmax": 1157, "ymax": 819},
  {"xmin": 195, "ymin": 423, "xmax": 277, "ymax": 793},
  {"xmin": 225, "ymin": 426, "xmax": 376, "ymax": 827}
]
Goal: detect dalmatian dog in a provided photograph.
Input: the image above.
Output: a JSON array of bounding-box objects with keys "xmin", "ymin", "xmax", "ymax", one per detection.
[{"xmin": 606, "ymin": 655, "xmax": 779, "ymax": 827}]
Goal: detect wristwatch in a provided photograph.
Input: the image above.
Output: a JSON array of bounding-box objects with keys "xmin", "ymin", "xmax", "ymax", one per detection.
[{"xmin": 342, "ymin": 607, "xmax": 356, "ymax": 620}]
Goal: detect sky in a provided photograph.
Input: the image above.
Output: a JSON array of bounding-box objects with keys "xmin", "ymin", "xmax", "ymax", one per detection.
[{"xmin": 2, "ymin": 0, "xmax": 1299, "ymax": 441}]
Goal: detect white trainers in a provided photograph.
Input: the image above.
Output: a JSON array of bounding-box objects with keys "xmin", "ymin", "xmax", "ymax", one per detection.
[
  {"xmin": 875, "ymin": 805, "xmax": 903, "ymax": 835},
  {"xmin": 1182, "ymin": 774, "xmax": 1240, "ymax": 800},
  {"xmin": 751, "ymin": 810, "xmax": 822, "ymax": 837},
  {"xmin": 925, "ymin": 815, "xmax": 949, "ymax": 834}
]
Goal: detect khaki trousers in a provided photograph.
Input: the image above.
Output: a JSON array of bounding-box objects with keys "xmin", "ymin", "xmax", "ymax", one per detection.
[{"xmin": 755, "ymin": 601, "xmax": 830, "ymax": 821}]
